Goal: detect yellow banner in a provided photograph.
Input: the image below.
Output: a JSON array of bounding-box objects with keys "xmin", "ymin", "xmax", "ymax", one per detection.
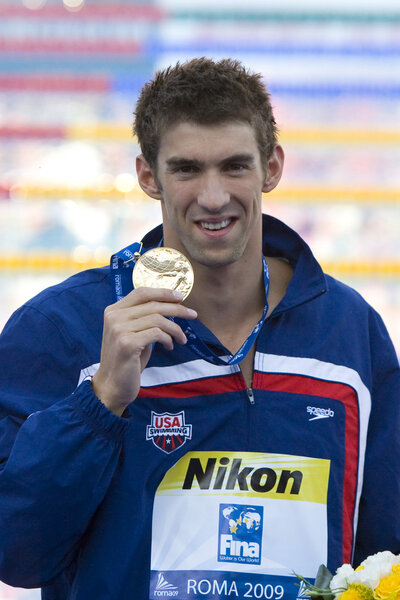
[{"xmin": 157, "ymin": 452, "xmax": 330, "ymax": 504}]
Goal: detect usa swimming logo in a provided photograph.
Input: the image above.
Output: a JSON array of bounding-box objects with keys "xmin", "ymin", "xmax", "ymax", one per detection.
[
  {"xmin": 218, "ymin": 504, "xmax": 263, "ymax": 565},
  {"xmin": 146, "ymin": 411, "xmax": 192, "ymax": 454}
]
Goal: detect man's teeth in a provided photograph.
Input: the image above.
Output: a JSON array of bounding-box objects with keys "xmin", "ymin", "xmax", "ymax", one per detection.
[{"xmin": 200, "ymin": 219, "xmax": 231, "ymax": 230}]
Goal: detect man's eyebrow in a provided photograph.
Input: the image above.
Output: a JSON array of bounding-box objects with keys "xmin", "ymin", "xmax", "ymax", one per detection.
[
  {"xmin": 220, "ymin": 153, "xmax": 256, "ymax": 165},
  {"xmin": 165, "ymin": 157, "xmax": 202, "ymax": 169},
  {"xmin": 165, "ymin": 153, "xmax": 256, "ymax": 169}
]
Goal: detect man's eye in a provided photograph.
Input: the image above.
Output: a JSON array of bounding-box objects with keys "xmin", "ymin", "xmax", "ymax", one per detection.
[
  {"xmin": 228, "ymin": 163, "xmax": 246, "ymax": 172},
  {"xmin": 176, "ymin": 165, "xmax": 197, "ymax": 174}
]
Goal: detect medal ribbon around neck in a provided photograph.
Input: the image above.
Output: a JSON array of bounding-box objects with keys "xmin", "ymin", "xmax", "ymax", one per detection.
[
  {"xmin": 174, "ymin": 255, "xmax": 269, "ymax": 366},
  {"xmin": 109, "ymin": 242, "xmax": 269, "ymax": 366}
]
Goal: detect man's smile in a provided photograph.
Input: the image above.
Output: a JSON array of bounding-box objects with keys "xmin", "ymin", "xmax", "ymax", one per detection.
[{"xmin": 199, "ymin": 218, "xmax": 233, "ymax": 231}]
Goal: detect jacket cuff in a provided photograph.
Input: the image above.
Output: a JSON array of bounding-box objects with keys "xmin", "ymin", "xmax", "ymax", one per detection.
[{"xmin": 70, "ymin": 379, "xmax": 129, "ymax": 442}]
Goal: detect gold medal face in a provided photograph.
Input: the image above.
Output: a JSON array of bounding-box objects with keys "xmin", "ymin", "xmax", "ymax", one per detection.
[{"xmin": 132, "ymin": 247, "xmax": 194, "ymax": 300}]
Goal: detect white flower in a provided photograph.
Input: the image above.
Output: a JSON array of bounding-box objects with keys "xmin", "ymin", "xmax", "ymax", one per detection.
[
  {"xmin": 330, "ymin": 563, "xmax": 354, "ymax": 595},
  {"xmin": 329, "ymin": 552, "xmax": 400, "ymax": 599},
  {"xmin": 355, "ymin": 551, "xmax": 400, "ymax": 588},
  {"xmin": 360, "ymin": 551, "xmax": 399, "ymax": 572},
  {"xmin": 348, "ymin": 566, "xmax": 381, "ymax": 590}
]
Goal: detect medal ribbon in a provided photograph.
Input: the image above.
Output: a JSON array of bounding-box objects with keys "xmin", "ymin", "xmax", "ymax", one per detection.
[
  {"xmin": 174, "ymin": 256, "xmax": 269, "ymax": 366},
  {"xmin": 109, "ymin": 242, "xmax": 269, "ymax": 366},
  {"xmin": 110, "ymin": 241, "xmax": 143, "ymax": 302}
]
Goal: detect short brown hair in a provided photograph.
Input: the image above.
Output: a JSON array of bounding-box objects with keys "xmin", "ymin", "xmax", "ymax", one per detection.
[{"xmin": 133, "ymin": 57, "xmax": 278, "ymax": 169}]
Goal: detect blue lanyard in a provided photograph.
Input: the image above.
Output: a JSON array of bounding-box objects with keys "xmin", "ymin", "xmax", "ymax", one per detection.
[
  {"xmin": 109, "ymin": 242, "xmax": 269, "ymax": 366},
  {"xmin": 110, "ymin": 241, "xmax": 145, "ymax": 302},
  {"xmin": 172, "ymin": 257, "xmax": 269, "ymax": 365}
]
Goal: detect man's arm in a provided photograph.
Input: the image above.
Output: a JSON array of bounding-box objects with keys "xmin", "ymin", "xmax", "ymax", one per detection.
[
  {"xmin": 0, "ymin": 302, "xmax": 129, "ymax": 588},
  {"xmin": 0, "ymin": 288, "xmax": 196, "ymax": 588},
  {"xmin": 353, "ymin": 308, "xmax": 400, "ymax": 564}
]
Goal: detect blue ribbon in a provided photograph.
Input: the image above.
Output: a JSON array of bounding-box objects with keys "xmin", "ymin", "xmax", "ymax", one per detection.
[{"xmin": 110, "ymin": 241, "xmax": 143, "ymax": 302}]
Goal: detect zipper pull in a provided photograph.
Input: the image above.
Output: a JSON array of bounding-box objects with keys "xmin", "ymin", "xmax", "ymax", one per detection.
[{"xmin": 246, "ymin": 387, "xmax": 255, "ymax": 405}]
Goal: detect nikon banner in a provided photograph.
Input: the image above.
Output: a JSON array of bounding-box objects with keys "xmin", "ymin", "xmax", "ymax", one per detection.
[{"xmin": 149, "ymin": 451, "xmax": 330, "ymax": 599}]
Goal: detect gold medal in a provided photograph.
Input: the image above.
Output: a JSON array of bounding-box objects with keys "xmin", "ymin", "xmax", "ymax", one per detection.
[{"xmin": 132, "ymin": 247, "xmax": 194, "ymax": 300}]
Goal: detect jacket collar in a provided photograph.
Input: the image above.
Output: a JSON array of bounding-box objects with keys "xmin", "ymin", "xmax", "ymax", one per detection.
[{"xmin": 260, "ymin": 214, "xmax": 327, "ymax": 314}]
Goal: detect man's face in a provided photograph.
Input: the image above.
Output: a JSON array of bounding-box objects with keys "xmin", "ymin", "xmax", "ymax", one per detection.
[{"xmin": 144, "ymin": 121, "xmax": 281, "ymax": 269}]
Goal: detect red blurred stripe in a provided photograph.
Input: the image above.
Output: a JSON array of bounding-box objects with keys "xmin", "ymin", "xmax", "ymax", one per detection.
[
  {"xmin": 0, "ymin": 126, "xmax": 66, "ymax": 139},
  {"xmin": 0, "ymin": 40, "xmax": 142, "ymax": 53},
  {"xmin": 0, "ymin": 186, "xmax": 11, "ymax": 200},
  {"xmin": 0, "ymin": 75, "xmax": 110, "ymax": 91},
  {"xmin": 0, "ymin": 4, "xmax": 166, "ymax": 20}
]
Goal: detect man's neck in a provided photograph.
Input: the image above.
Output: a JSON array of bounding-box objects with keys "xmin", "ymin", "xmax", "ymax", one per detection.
[
  {"xmin": 185, "ymin": 257, "xmax": 266, "ymax": 354},
  {"xmin": 184, "ymin": 253, "xmax": 293, "ymax": 356}
]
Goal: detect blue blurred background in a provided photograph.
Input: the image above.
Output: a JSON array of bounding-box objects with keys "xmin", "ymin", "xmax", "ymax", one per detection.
[{"xmin": 0, "ymin": 0, "xmax": 399, "ymax": 596}]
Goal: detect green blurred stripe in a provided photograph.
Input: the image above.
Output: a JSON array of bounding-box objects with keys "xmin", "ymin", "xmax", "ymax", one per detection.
[{"xmin": 171, "ymin": 10, "xmax": 400, "ymax": 23}]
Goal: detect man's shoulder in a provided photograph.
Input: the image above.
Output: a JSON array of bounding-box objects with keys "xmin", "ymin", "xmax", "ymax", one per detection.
[
  {"xmin": 324, "ymin": 273, "xmax": 371, "ymax": 310},
  {"xmin": 20, "ymin": 266, "xmax": 111, "ymax": 328},
  {"xmin": 0, "ymin": 266, "xmax": 111, "ymax": 372}
]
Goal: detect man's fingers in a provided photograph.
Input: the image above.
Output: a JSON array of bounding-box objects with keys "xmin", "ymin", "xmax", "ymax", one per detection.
[
  {"xmin": 118, "ymin": 327, "xmax": 177, "ymax": 354},
  {"xmin": 103, "ymin": 300, "xmax": 196, "ymax": 343},
  {"xmin": 105, "ymin": 287, "xmax": 197, "ymax": 326},
  {"xmin": 120, "ymin": 300, "xmax": 197, "ymax": 322},
  {"xmin": 115, "ymin": 286, "xmax": 186, "ymax": 309},
  {"xmin": 127, "ymin": 314, "xmax": 188, "ymax": 345}
]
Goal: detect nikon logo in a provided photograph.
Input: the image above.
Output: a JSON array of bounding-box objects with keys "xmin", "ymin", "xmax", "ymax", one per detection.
[{"xmin": 182, "ymin": 457, "xmax": 303, "ymax": 494}]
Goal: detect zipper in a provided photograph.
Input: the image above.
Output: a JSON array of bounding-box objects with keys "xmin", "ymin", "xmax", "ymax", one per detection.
[
  {"xmin": 240, "ymin": 285, "xmax": 327, "ymax": 408},
  {"xmin": 238, "ymin": 364, "xmax": 255, "ymax": 405},
  {"xmin": 246, "ymin": 387, "xmax": 255, "ymax": 405}
]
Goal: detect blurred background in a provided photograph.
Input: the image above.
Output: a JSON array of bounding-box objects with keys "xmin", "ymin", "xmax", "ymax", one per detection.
[{"xmin": 0, "ymin": 0, "xmax": 399, "ymax": 597}]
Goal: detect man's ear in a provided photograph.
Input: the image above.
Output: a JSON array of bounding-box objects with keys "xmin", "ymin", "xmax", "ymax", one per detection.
[
  {"xmin": 136, "ymin": 155, "xmax": 162, "ymax": 200},
  {"xmin": 262, "ymin": 145, "xmax": 285, "ymax": 194}
]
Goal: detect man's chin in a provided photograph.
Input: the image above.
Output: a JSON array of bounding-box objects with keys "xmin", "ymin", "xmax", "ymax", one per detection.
[{"xmin": 188, "ymin": 248, "xmax": 243, "ymax": 269}]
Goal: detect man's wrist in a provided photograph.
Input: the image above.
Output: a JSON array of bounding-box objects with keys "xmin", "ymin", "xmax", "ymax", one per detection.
[{"xmin": 89, "ymin": 374, "xmax": 127, "ymax": 418}]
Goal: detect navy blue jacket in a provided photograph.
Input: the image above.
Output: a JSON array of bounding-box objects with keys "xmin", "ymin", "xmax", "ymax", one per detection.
[{"xmin": 0, "ymin": 215, "xmax": 398, "ymax": 600}]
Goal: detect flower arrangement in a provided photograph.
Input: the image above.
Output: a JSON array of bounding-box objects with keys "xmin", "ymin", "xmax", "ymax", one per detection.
[{"xmin": 296, "ymin": 552, "xmax": 400, "ymax": 600}]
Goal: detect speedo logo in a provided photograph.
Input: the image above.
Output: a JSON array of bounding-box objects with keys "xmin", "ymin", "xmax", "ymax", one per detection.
[
  {"xmin": 182, "ymin": 457, "xmax": 302, "ymax": 495},
  {"xmin": 307, "ymin": 406, "xmax": 335, "ymax": 421}
]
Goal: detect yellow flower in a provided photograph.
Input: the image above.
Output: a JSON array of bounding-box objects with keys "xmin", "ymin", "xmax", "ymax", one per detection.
[
  {"xmin": 338, "ymin": 584, "xmax": 374, "ymax": 600},
  {"xmin": 338, "ymin": 589, "xmax": 362, "ymax": 600},
  {"xmin": 392, "ymin": 565, "xmax": 400, "ymax": 575},
  {"xmin": 374, "ymin": 572, "xmax": 400, "ymax": 600}
]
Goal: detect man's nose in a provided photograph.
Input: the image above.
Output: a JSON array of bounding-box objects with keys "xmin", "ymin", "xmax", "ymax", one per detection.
[{"xmin": 197, "ymin": 173, "xmax": 230, "ymax": 211}]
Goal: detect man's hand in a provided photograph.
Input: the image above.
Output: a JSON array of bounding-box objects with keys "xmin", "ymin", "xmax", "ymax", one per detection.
[{"xmin": 91, "ymin": 287, "xmax": 197, "ymax": 416}]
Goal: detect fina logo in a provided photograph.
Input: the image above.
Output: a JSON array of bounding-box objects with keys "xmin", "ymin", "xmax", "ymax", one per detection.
[
  {"xmin": 146, "ymin": 411, "xmax": 192, "ymax": 454},
  {"xmin": 218, "ymin": 503, "xmax": 263, "ymax": 565},
  {"xmin": 154, "ymin": 573, "xmax": 179, "ymax": 597}
]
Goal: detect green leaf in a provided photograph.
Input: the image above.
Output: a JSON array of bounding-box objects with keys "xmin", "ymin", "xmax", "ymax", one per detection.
[
  {"xmin": 315, "ymin": 564, "xmax": 334, "ymax": 591},
  {"xmin": 294, "ymin": 565, "xmax": 335, "ymax": 600}
]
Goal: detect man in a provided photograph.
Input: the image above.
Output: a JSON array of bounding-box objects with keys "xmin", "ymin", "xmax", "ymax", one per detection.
[{"xmin": 0, "ymin": 58, "xmax": 398, "ymax": 600}]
